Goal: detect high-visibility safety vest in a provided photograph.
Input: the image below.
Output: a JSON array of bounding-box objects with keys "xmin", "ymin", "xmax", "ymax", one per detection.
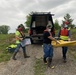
[
  {"xmin": 15, "ymin": 30, "xmax": 22, "ymax": 44},
  {"xmin": 60, "ymin": 28, "xmax": 69, "ymax": 40}
]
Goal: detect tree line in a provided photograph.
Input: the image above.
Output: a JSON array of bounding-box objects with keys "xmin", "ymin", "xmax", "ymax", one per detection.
[{"xmin": 0, "ymin": 25, "xmax": 10, "ymax": 34}]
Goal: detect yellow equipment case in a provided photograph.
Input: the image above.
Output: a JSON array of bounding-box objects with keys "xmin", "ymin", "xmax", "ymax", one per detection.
[{"xmin": 52, "ymin": 40, "xmax": 76, "ymax": 47}]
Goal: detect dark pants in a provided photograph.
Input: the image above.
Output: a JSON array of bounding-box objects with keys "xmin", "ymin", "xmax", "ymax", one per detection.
[{"xmin": 62, "ymin": 46, "xmax": 68, "ymax": 59}]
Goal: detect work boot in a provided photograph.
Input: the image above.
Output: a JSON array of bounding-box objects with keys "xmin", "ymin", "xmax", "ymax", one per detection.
[
  {"xmin": 47, "ymin": 57, "xmax": 52, "ymax": 67},
  {"xmin": 23, "ymin": 53, "xmax": 30, "ymax": 58},
  {"xmin": 43, "ymin": 57, "xmax": 47, "ymax": 64},
  {"xmin": 12, "ymin": 52, "xmax": 17, "ymax": 60},
  {"xmin": 23, "ymin": 51, "xmax": 30, "ymax": 58},
  {"xmin": 63, "ymin": 57, "xmax": 67, "ymax": 63}
]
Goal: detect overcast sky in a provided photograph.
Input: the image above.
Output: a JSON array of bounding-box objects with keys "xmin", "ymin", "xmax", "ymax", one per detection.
[{"xmin": 0, "ymin": 0, "xmax": 76, "ymax": 33}]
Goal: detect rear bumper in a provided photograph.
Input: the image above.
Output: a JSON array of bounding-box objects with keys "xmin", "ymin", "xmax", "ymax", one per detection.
[{"xmin": 30, "ymin": 34, "xmax": 43, "ymax": 41}]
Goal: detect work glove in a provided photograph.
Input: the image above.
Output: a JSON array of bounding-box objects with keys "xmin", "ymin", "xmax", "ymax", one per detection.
[{"xmin": 68, "ymin": 38, "xmax": 71, "ymax": 41}]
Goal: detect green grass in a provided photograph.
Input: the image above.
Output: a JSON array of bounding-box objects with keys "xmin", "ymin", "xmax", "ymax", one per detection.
[
  {"xmin": 71, "ymin": 28, "xmax": 76, "ymax": 33},
  {"xmin": 0, "ymin": 34, "xmax": 15, "ymax": 62},
  {"xmin": 34, "ymin": 58, "xmax": 46, "ymax": 75},
  {"xmin": 67, "ymin": 28, "xmax": 76, "ymax": 59},
  {"xmin": 0, "ymin": 53, "xmax": 12, "ymax": 62},
  {"xmin": 0, "ymin": 34, "xmax": 15, "ymax": 40}
]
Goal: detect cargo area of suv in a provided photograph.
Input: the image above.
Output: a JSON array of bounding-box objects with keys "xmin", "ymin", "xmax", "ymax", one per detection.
[{"xmin": 29, "ymin": 12, "xmax": 55, "ymax": 44}]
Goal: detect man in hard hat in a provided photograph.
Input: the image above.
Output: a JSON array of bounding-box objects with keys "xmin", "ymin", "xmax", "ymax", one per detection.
[
  {"xmin": 58, "ymin": 21, "xmax": 71, "ymax": 63},
  {"xmin": 12, "ymin": 24, "xmax": 30, "ymax": 60},
  {"xmin": 43, "ymin": 25, "xmax": 59, "ymax": 67}
]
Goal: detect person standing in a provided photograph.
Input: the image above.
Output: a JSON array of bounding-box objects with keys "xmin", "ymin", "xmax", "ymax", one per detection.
[
  {"xmin": 12, "ymin": 24, "xmax": 29, "ymax": 60},
  {"xmin": 58, "ymin": 21, "xmax": 71, "ymax": 63},
  {"xmin": 43, "ymin": 25, "xmax": 59, "ymax": 67}
]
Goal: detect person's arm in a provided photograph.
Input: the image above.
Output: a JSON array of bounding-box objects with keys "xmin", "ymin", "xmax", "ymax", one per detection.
[
  {"xmin": 48, "ymin": 35, "xmax": 60, "ymax": 44},
  {"xmin": 15, "ymin": 31, "xmax": 23, "ymax": 41},
  {"xmin": 20, "ymin": 31, "xmax": 25, "ymax": 40},
  {"xmin": 15, "ymin": 35, "xmax": 23, "ymax": 41},
  {"xmin": 58, "ymin": 29, "xmax": 61, "ymax": 37},
  {"xmin": 68, "ymin": 30, "xmax": 71, "ymax": 41}
]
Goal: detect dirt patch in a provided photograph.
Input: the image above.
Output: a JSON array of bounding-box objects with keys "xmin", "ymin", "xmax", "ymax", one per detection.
[
  {"xmin": 45, "ymin": 47, "xmax": 76, "ymax": 75},
  {"xmin": 0, "ymin": 45, "xmax": 76, "ymax": 75}
]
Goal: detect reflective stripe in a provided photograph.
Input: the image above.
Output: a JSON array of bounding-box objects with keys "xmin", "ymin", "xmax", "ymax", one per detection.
[{"xmin": 60, "ymin": 35, "xmax": 68, "ymax": 40}]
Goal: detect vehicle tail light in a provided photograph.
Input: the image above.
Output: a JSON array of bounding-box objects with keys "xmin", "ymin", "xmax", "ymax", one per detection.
[{"xmin": 29, "ymin": 30, "xmax": 32, "ymax": 35}]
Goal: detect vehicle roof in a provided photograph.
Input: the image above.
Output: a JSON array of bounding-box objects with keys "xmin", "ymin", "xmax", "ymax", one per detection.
[{"xmin": 30, "ymin": 12, "xmax": 54, "ymax": 16}]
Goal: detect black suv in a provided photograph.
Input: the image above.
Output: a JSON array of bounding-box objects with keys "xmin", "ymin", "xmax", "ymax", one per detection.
[{"xmin": 29, "ymin": 12, "xmax": 55, "ymax": 44}]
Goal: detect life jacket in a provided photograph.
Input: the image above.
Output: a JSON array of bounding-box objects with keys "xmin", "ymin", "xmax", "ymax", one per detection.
[
  {"xmin": 60, "ymin": 28, "xmax": 68, "ymax": 36},
  {"xmin": 60, "ymin": 28, "xmax": 69, "ymax": 40}
]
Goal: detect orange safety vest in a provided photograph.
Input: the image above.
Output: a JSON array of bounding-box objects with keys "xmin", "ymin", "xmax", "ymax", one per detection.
[
  {"xmin": 60, "ymin": 28, "xmax": 69, "ymax": 40},
  {"xmin": 60, "ymin": 28, "xmax": 68, "ymax": 36}
]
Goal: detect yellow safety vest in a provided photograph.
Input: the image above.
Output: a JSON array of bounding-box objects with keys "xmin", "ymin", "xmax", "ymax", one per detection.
[{"xmin": 15, "ymin": 31, "xmax": 22, "ymax": 44}]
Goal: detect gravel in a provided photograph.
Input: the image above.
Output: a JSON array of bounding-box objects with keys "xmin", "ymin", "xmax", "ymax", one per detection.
[{"xmin": 0, "ymin": 44, "xmax": 76, "ymax": 75}]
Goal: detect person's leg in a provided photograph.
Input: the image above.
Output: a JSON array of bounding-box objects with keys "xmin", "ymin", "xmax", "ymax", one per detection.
[
  {"xmin": 21, "ymin": 45, "xmax": 30, "ymax": 58},
  {"xmin": 62, "ymin": 47, "xmax": 65, "ymax": 58},
  {"xmin": 48, "ymin": 45, "xmax": 53, "ymax": 67},
  {"xmin": 49, "ymin": 45, "xmax": 53, "ymax": 58},
  {"xmin": 12, "ymin": 44, "xmax": 21, "ymax": 60},
  {"xmin": 62, "ymin": 46, "xmax": 68, "ymax": 62},
  {"xmin": 43, "ymin": 44, "xmax": 49, "ymax": 64}
]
